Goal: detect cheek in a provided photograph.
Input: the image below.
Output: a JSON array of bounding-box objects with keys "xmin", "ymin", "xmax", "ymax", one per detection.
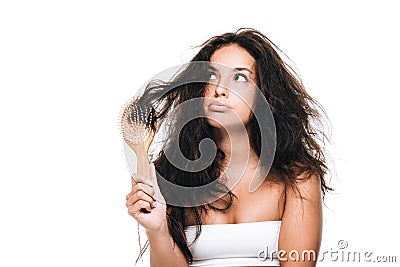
[
  {"xmin": 226, "ymin": 96, "xmax": 251, "ymax": 125},
  {"xmin": 237, "ymin": 105, "xmax": 253, "ymax": 124},
  {"xmin": 235, "ymin": 91, "xmax": 256, "ymax": 116},
  {"xmin": 203, "ymin": 85, "xmax": 215, "ymax": 99}
]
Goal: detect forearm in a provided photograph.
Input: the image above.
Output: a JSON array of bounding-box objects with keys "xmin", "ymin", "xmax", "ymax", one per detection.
[{"xmin": 146, "ymin": 228, "xmax": 184, "ymax": 267}]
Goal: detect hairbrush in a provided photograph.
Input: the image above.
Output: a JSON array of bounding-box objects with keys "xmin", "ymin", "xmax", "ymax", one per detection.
[{"xmin": 119, "ymin": 96, "xmax": 156, "ymax": 180}]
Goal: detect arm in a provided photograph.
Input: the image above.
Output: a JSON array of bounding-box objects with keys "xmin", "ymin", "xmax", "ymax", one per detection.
[
  {"xmin": 146, "ymin": 223, "xmax": 189, "ymax": 267},
  {"xmin": 279, "ymin": 174, "xmax": 323, "ymax": 267},
  {"xmin": 126, "ymin": 164, "xmax": 189, "ymax": 267}
]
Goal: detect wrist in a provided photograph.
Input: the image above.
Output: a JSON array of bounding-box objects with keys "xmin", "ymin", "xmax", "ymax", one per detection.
[{"xmin": 145, "ymin": 220, "xmax": 169, "ymax": 238}]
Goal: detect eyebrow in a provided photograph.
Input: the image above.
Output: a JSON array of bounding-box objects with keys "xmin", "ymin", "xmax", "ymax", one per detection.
[
  {"xmin": 208, "ymin": 65, "xmax": 253, "ymax": 74},
  {"xmin": 234, "ymin": 67, "xmax": 253, "ymax": 74}
]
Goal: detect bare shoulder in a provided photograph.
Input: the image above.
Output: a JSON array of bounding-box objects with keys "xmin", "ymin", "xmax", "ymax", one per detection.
[
  {"xmin": 286, "ymin": 172, "xmax": 323, "ymax": 205},
  {"xmin": 279, "ymin": 173, "xmax": 323, "ymax": 265}
]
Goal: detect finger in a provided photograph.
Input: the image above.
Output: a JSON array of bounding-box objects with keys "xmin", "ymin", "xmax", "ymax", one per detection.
[
  {"xmin": 130, "ymin": 175, "xmax": 137, "ymax": 186},
  {"xmin": 126, "ymin": 183, "xmax": 141, "ymax": 200},
  {"xmin": 126, "ymin": 182, "xmax": 155, "ymax": 200},
  {"xmin": 137, "ymin": 182, "xmax": 155, "ymax": 197},
  {"xmin": 128, "ymin": 200, "xmax": 152, "ymax": 216},
  {"xmin": 126, "ymin": 189, "xmax": 155, "ymax": 207}
]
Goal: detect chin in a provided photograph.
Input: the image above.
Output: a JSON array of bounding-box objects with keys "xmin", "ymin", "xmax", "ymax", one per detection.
[
  {"xmin": 204, "ymin": 108, "xmax": 251, "ymax": 131},
  {"xmin": 206, "ymin": 118, "xmax": 224, "ymax": 129},
  {"xmin": 206, "ymin": 117, "xmax": 250, "ymax": 132}
]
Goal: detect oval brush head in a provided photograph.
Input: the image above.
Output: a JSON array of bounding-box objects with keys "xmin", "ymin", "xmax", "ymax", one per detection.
[
  {"xmin": 120, "ymin": 97, "xmax": 155, "ymax": 144},
  {"xmin": 119, "ymin": 96, "xmax": 156, "ymax": 179}
]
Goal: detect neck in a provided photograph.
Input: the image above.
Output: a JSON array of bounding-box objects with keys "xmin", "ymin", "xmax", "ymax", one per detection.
[{"xmin": 212, "ymin": 125, "xmax": 259, "ymax": 168}]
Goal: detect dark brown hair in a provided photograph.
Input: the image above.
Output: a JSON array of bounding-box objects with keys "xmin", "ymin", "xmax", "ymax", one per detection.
[{"xmin": 134, "ymin": 28, "xmax": 332, "ymax": 265}]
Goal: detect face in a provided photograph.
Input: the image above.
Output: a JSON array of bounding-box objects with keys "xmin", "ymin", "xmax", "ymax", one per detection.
[{"xmin": 203, "ymin": 44, "xmax": 258, "ymax": 130}]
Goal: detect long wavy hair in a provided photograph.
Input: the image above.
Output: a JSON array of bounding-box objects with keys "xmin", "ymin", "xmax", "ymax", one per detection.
[{"xmin": 133, "ymin": 28, "xmax": 332, "ymax": 264}]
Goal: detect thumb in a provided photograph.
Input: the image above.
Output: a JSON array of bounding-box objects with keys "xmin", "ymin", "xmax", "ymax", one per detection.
[{"xmin": 149, "ymin": 163, "xmax": 165, "ymax": 204}]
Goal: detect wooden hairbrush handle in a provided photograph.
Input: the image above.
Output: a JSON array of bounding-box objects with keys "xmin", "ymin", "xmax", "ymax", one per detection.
[
  {"xmin": 119, "ymin": 96, "xmax": 156, "ymax": 180},
  {"xmin": 129, "ymin": 135, "xmax": 153, "ymax": 179}
]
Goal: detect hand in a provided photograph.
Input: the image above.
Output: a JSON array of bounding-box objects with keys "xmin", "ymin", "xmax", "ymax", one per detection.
[{"xmin": 126, "ymin": 163, "xmax": 167, "ymax": 233}]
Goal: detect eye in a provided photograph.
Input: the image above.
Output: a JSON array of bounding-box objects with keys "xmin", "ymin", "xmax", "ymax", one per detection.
[
  {"xmin": 233, "ymin": 73, "xmax": 248, "ymax": 82},
  {"xmin": 208, "ymin": 72, "xmax": 218, "ymax": 80}
]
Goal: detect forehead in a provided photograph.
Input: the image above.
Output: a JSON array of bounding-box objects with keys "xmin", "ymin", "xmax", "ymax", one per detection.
[{"xmin": 210, "ymin": 44, "xmax": 256, "ymax": 71}]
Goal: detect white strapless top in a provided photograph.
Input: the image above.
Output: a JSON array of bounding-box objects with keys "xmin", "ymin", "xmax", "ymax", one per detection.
[{"xmin": 184, "ymin": 221, "xmax": 281, "ymax": 267}]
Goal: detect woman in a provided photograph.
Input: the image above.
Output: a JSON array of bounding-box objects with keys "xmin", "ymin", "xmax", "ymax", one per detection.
[{"xmin": 125, "ymin": 28, "xmax": 332, "ymax": 267}]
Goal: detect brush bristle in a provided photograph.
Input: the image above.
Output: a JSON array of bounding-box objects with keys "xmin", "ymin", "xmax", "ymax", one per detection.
[{"xmin": 119, "ymin": 97, "xmax": 155, "ymax": 144}]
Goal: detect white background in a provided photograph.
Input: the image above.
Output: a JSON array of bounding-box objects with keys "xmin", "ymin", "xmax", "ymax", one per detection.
[{"xmin": 0, "ymin": 1, "xmax": 399, "ymax": 266}]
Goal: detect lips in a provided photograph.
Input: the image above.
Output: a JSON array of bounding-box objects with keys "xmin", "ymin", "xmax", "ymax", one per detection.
[{"xmin": 207, "ymin": 100, "xmax": 231, "ymax": 112}]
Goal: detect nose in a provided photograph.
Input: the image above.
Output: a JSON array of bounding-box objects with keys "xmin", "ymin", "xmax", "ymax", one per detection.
[{"xmin": 214, "ymin": 83, "xmax": 228, "ymax": 97}]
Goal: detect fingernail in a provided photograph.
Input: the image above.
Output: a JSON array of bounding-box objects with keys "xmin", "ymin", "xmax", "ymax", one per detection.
[
  {"xmin": 146, "ymin": 179, "xmax": 154, "ymax": 187},
  {"xmin": 151, "ymin": 200, "xmax": 157, "ymax": 208}
]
